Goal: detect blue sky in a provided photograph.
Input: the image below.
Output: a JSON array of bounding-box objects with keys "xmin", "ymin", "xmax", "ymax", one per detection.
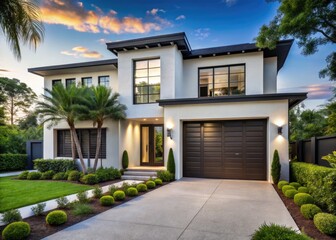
[{"xmin": 0, "ymin": 0, "xmax": 334, "ymax": 109}]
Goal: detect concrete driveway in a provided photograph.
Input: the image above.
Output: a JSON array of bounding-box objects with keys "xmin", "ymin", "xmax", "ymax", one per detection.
[{"xmin": 44, "ymin": 178, "xmax": 298, "ymax": 240}]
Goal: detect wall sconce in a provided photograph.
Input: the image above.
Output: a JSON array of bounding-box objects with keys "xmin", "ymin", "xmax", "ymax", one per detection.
[
  {"xmin": 167, "ymin": 128, "xmax": 172, "ymax": 139},
  {"xmin": 278, "ymin": 126, "xmax": 283, "ymax": 135}
]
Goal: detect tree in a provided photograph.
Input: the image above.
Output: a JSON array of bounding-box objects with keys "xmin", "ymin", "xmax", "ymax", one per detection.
[
  {"xmin": 18, "ymin": 111, "xmax": 38, "ymax": 129},
  {"xmin": 0, "ymin": 0, "xmax": 44, "ymax": 60},
  {"xmin": 83, "ymin": 86, "xmax": 126, "ymax": 171},
  {"xmin": 324, "ymin": 101, "xmax": 336, "ymax": 135},
  {"xmin": 0, "ymin": 77, "xmax": 37, "ymax": 125},
  {"xmin": 36, "ymin": 84, "xmax": 88, "ymax": 173},
  {"xmin": 256, "ymin": 0, "xmax": 336, "ymax": 81},
  {"xmin": 167, "ymin": 148, "xmax": 175, "ymax": 176},
  {"xmin": 271, "ymin": 149, "xmax": 281, "ymax": 184}
]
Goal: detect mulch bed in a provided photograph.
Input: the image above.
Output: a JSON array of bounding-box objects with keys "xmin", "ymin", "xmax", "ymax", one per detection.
[
  {"xmin": 273, "ymin": 185, "xmax": 335, "ymax": 240},
  {"xmin": 0, "ymin": 182, "xmax": 168, "ymax": 240}
]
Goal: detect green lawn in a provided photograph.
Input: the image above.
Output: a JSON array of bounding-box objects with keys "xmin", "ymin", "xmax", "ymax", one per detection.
[{"xmin": 0, "ymin": 176, "xmax": 92, "ymax": 212}]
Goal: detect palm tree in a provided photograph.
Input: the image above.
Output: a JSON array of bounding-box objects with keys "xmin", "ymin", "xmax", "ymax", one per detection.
[
  {"xmin": 36, "ymin": 84, "xmax": 88, "ymax": 173},
  {"xmin": 0, "ymin": 0, "xmax": 44, "ymax": 60},
  {"xmin": 85, "ymin": 86, "xmax": 126, "ymax": 171}
]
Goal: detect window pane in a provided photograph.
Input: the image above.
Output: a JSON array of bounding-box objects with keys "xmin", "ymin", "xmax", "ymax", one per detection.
[
  {"xmin": 154, "ymin": 126, "xmax": 163, "ymax": 163},
  {"xmin": 82, "ymin": 77, "xmax": 92, "ymax": 87},
  {"xmin": 135, "ymin": 86, "xmax": 148, "ymax": 94},
  {"xmin": 135, "ymin": 69, "xmax": 147, "ymax": 78},
  {"xmin": 136, "ymin": 60, "xmax": 147, "ymax": 69},
  {"xmin": 66, "ymin": 79, "xmax": 76, "ymax": 87},
  {"xmin": 149, "ymin": 68, "xmax": 160, "ymax": 77},
  {"xmin": 99, "ymin": 76, "xmax": 109, "ymax": 87},
  {"xmin": 200, "ymin": 68, "xmax": 213, "ymax": 77},
  {"xmin": 136, "ymin": 95, "xmax": 148, "ymax": 103},
  {"xmin": 135, "ymin": 77, "xmax": 148, "ymax": 85},
  {"xmin": 200, "ymin": 76, "xmax": 213, "ymax": 85},
  {"xmin": 149, "ymin": 59, "xmax": 160, "ymax": 68},
  {"xmin": 149, "ymin": 76, "xmax": 160, "ymax": 85},
  {"xmin": 149, "ymin": 85, "xmax": 160, "ymax": 94},
  {"xmin": 149, "ymin": 94, "xmax": 160, "ymax": 103},
  {"xmin": 215, "ymin": 67, "xmax": 228, "ymax": 75},
  {"xmin": 230, "ymin": 65, "xmax": 244, "ymax": 95}
]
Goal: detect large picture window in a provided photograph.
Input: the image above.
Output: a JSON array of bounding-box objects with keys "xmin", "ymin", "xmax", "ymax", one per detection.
[
  {"xmin": 199, "ymin": 64, "xmax": 245, "ymax": 97},
  {"xmin": 134, "ymin": 58, "xmax": 160, "ymax": 104}
]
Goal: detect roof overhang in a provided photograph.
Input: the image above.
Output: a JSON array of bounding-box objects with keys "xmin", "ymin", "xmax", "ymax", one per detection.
[
  {"xmin": 157, "ymin": 92, "xmax": 307, "ymax": 109},
  {"xmin": 28, "ymin": 59, "xmax": 118, "ymax": 77}
]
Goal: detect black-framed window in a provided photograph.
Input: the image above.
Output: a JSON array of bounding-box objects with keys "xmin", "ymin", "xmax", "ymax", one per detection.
[
  {"xmin": 199, "ymin": 64, "xmax": 245, "ymax": 97},
  {"xmin": 82, "ymin": 77, "xmax": 92, "ymax": 87},
  {"xmin": 98, "ymin": 76, "xmax": 109, "ymax": 87},
  {"xmin": 52, "ymin": 79, "xmax": 62, "ymax": 88},
  {"xmin": 134, "ymin": 58, "xmax": 160, "ymax": 104},
  {"xmin": 57, "ymin": 128, "xmax": 106, "ymax": 158},
  {"xmin": 66, "ymin": 78, "xmax": 76, "ymax": 88}
]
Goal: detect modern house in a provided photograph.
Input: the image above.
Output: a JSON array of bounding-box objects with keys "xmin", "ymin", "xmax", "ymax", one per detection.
[{"xmin": 28, "ymin": 32, "xmax": 307, "ymax": 181}]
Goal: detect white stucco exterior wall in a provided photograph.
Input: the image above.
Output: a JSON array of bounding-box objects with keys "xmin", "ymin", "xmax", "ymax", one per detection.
[{"xmin": 264, "ymin": 57, "xmax": 277, "ymax": 93}]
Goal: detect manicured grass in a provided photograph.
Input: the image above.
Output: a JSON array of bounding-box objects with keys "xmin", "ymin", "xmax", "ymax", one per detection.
[{"xmin": 0, "ymin": 176, "xmax": 92, "ymax": 212}]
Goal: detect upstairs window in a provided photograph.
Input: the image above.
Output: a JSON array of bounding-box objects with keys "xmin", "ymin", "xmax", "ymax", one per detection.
[
  {"xmin": 82, "ymin": 77, "xmax": 92, "ymax": 87},
  {"xmin": 199, "ymin": 64, "xmax": 245, "ymax": 97},
  {"xmin": 66, "ymin": 78, "xmax": 76, "ymax": 88},
  {"xmin": 134, "ymin": 58, "xmax": 160, "ymax": 104},
  {"xmin": 52, "ymin": 79, "xmax": 61, "ymax": 88},
  {"xmin": 98, "ymin": 76, "xmax": 110, "ymax": 87}
]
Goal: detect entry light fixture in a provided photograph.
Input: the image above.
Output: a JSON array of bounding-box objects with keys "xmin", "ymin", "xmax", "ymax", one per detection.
[
  {"xmin": 278, "ymin": 126, "xmax": 283, "ymax": 135},
  {"xmin": 167, "ymin": 128, "xmax": 173, "ymax": 140}
]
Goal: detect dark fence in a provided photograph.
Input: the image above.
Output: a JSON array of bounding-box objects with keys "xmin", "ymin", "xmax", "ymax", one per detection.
[
  {"xmin": 290, "ymin": 135, "xmax": 336, "ymax": 167},
  {"xmin": 26, "ymin": 140, "xmax": 43, "ymax": 170}
]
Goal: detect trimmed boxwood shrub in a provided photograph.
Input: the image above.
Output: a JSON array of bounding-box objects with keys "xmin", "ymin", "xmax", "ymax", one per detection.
[
  {"xmin": 136, "ymin": 183, "xmax": 147, "ymax": 192},
  {"xmin": 100, "ymin": 196, "xmax": 115, "ymax": 206},
  {"xmin": 314, "ymin": 213, "xmax": 336, "ymax": 235},
  {"xmin": 27, "ymin": 171, "xmax": 42, "ymax": 180},
  {"xmin": 146, "ymin": 180, "xmax": 156, "ymax": 189},
  {"xmin": 156, "ymin": 170, "xmax": 174, "ymax": 182},
  {"xmin": 113, "ymin": 190, "xmax": 125, "ymax": 201},
  {"xmin": 271, "ymin": 149, "xmax": 281, "ymax": 184},
  {"xmin": 2, "ymin": 222, "xmax": 30, "ymax": 240},
  {"xmin": 277, "ymin": 180, "xmax": 289, "ymax": 190},
  {"xmin": 46, "ymin": 210, "xmax": 67, "ymax": 226},
  {"xmin": 0, "ymin": 154, "xmax": 27, "ymax": 172},
  {"xmin": 167, "ymin": 148, "xmax": 175, "ymax": 176},
  {"xmin": 52, "ymin": 172, "xmax": 66, "ymax": 180},
  {"xmin": 289, "ymin": 182, "xmax": 301, "ymax": 189},
  {"xmin": 300, "ymin": 204, "xmax": 322, "ymax": 219},
  {"xmin": 126, "ymin": 187, "xmax": 138, "ymax": 197},
  {"xmin": 122, "ymin": 150, "xmax": 129, "ymax": 169},
  {"xmin": 251, "ymin": 223, "xmax": 312, "ymax": 240},
  {"xmin": 282, "ymin": 185, "xmax": 295, "ymax": 195},
  {"xmin": 18, "ymin": 171, "xmax": 29, "ymax": 180},
  {"xmin": 41, "ymin": 170, "xmax": 55, "ymax": 180},
  {"xmin": 284, "ymin": 189, "xmax": 298, "ymax": 199},
  {"xmin": 96, "ymin": 167, "xmax": 121, "ymax": 182},
  {"xmin": 82, "ymin": 174, "xmax": 98, "ymax": 185},
  {"xmin": 33, "ymin": 159, "xmax": 76, "ymax": 173},
  {"xmin": 67, "ymin": 170, "xmax": 80, "ymax": 181},
  {"xmin": 294, "ymin": 193, "xmax": 314, "ymax": 206},
  {"xmin": 154, "ymin": 178, "xmax": 163, "ymax": 185},
  {"xmin": 298, "ymin": 186, "xmax": 309, "ymax": 193}
]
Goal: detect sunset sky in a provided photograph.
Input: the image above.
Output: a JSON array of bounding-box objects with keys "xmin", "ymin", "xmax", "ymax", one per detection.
[{"xmin": 0, "ymin": 0, "xmax": 334, "ymax": 109}]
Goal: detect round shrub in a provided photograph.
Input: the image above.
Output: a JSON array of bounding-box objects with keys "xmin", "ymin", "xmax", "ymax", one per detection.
[
  {"xmin": 282, "ymin": 185, "xmax": 295, "ymax": 195},
  {"xmin": 46, "ymin": 210, "xmax": 67, "ymax": 226},
  {"xmin": 18, "ymin": 171, "xmax": 29, "ymax": 180},
  {"xmin": 41, "ymin": 170, "xmax": 55, "ymax": 180},
  {"xmin": 67, "ymin": 170, "xmax": 80, "ymax": 181},
  {"xmin": 300, "ymin": 204, "xmax": 322, "ymax": 219},
  {"xmin": 82, "ymin": 174, "xmax": 98, "ymax": 185},
  {"xmin": 113, "ymin": 190, "xmax": 125, "ymax": 201},
  {"xmin": 294, "ymin": 193, "xmax": 314, "ymax": 206},
  {"xmin": 289, "ymin": 182, "xmax": 301, "ymax": 189},
  {"xmin": 136, "ymin": 183, "xmax": 147, "ymax": 192},
  {"xmin": 100, "ymin": 196, "xmax": 114, "ymax": 206},
  {"xmin": 298, "ymin": 186, "xmax": 309, "ymax": 193},
  {"xmin": 146, "ymin": 180, "xmax": 156, "ymax": 189},
  {"xmin": 126, "ymin": 187, "xmax": 138, "ymax": 197},
  {"xmin": 27, "ymin": 172, "xmax": 42, "ymax": 180},
  {"xmin": 277, "ymin": 180, "xmax": 289, "ymax": 190},
  {"xmin": 2, "ymin": 222, "xmax": 30, "ymax": 240},
  {"xmin": 52, "ymin": 172, "xmax": 66, "ymax": 180},
  {"xmin": 314, "ymin": 213, "xmax": 336, "ymax": 235},
  {"xmin": 154, "ymin": 178, "xmax": 163, "ymax": 185},
  {"xmin": 284, "ymin": 189, "xmax": 298, "ymax": 199}
]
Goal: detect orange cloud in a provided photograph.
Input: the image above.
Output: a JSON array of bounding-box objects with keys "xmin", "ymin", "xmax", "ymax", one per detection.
[{"xmin": 61, "ymin": 46, "xmax": 103, "ymax": 59}]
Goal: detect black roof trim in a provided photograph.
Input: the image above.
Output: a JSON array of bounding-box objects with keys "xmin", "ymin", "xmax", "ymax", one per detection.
[
  {"xmin": 106, "ymin": 32, "xmax": 191, "ymax": 55},
  {"xmin": 157, "ymin": 92, "xmax": 307, "ymax": 109}
]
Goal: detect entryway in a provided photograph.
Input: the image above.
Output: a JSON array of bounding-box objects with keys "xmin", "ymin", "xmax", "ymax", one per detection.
[{"xmin": 140, "ymin": 125, "xmax": 164, "ymax": 166}]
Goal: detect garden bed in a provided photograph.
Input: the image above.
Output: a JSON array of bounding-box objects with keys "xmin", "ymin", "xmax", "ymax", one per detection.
[{"xmin": 273, "ymin": 184, "xmax": 334, "ymax": 240}]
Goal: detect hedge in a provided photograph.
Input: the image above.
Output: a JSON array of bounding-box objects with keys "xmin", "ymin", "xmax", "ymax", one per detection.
[
  {"xmin": 291, "ymin": 162, "xmax": 336, "ymax": 214},
  {"xmin": 0, "ymin": 154, "xmax": 27, "ymax": 171},
  {"xmin": 33, "ymin": 159, "xmax": 76, "ymax": 173}
]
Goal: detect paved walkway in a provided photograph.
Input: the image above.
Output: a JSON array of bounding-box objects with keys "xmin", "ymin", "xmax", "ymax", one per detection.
[
  {"xmin": 44, "ymin": 178, "xmax": 298, "ymax": 240},
  {"xmin": 0, "ymin": 170, "xmax": 36, "ymax": 177}
]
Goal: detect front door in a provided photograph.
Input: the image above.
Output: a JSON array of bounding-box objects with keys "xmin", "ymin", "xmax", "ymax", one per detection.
[{"xmin": 141, "ymin": 125, "xmax": 164, "ymax": 166}]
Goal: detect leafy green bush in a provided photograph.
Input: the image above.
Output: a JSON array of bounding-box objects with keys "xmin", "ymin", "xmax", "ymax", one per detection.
[
  {"xmin": 136, "ymin": 183, "xmax": 147, "ymax": 192},
  {"xmin": 92, "ymin": 186, "xmax": 103, "ymax": 199},
  {"xmin": 122, "ymin": 150, "xmax": 129, "ymax": 169},
  {"xmin": 1, "ymin": 209, "xmax": 22, "ymax": 224},
  {"xmin": 154, "ymin": 178, "xmax": 163, "ymax": 185},
  {"xmin": 314, "ymin": 213, "xmax": 336, "ymax": 235},
  {"xmin": 300, "ymin": 204, "xmax": 322, "ymax": 219},
  {"xmin": 18, "ymin": 170, "xmax": 29, "ymax": 180},
  {"xmin": 277, "ymin": 180, "xmax": 289, "ymax": 190},
  {"xmin": 120, "ymin": 182, "xmax": 137, "ymax": 193},
  {"xmin": 56, "ymin": 196, "xmax": 70, "ymax": 209},
  {"xmin": 27, "ymin": 171, "xmax": 41, "ymax": 180},
  {"xmin": 271, "ymin": 149, "xmax": 281, "ymax": 184},
  {"xmin": 126, "ymin": 187, "xmax": 138, "ymax": 197},
  {"xmin": 100, "ymin": 196, "xmax": 114, "ymax": 206},
  {"xmin": 67, "ymin": 170, "xmax": 81, "ymax": 181},
  {"xmin": 96, "ymin": 167, "xmax": 121, "ymax": 182},
  {"xmin": 284, "ymin": 189, "xmax": 298, "ymax": 199},
  {"xmin": 81, "ymin": 174, "xmax": 98, "ymax": 185},
  {"xmin": 52, "ymin": 172, "xmax": 66, "ymax": 180},
  {"xmin": 298, "ymin": 187, "xmax": 309, "ymax": 193},
  {"xmin": 282, "ymin": 185, "xmax": 295, "ymax": 195},
  {"xmin": 40, "ymin": 170, "xmax": 55, "ymax": 180},
  {"xmin": 46, "ymin": 210, "xmax": 67, "ymax": 226},
  {"xmin": 289, "ymin": 182, "xmax": 301, "ymax": 189},
  {"xmin": 76, "ymin": 191, "xmax": 90, "ymax": 204},
  {"xmin": 108, "ymin": 185, "xmax": 117, "ymax": 195},
  {"xmin": 167, "ymin": 148, "xmax": 175, "ymax": 176},
  {"xmin": 72, "ymin": 203, "xmax": 94, "ymax": 216},
  {"xmin": 0, "ymin": 154, "xmax": 27, "ymax": 172},
  {"xmin": 322, "ymin": 151, "xmax": 336, "ymax": 168},
  {"xmin": 31, "ymin": 203, "xmax": 46, "ymax": 216},
  {"xmin": 113, "ymin": 190, "xmax": 125, "ymax": 201},
  {"xmin": 294, "ymin": 193, "xmax": 314, "ymax": 206},
  {"xmin": 156, "ymin": 170, "xmax": 174, "ymax": 182},
  {"xmin": 33, "ymin": 159, "xmax": 76, "ymax": 173},
  {"xmin": 291, "ymin": 162, "xmax": 336, "ymax": 213},
  {"xmin": 2, "ymin": 222, "xmax": 30, "ymax": 240},
  {"xmin": 251, "ymin": 223, "xmax": 312, "ymax": 240},
  {"xmin": 146, "ymin": 180, "xmax": 156, "ymax": 189}
]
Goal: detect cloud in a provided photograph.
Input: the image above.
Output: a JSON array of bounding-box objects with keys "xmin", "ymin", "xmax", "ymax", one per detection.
[
  {"xmin": 279, "ymin": 83, "xmax": 335, "ymax": 100},
  {"xmin": 40, "ymin": 0, "xmax": 167, "ymax": 34},
  {"xmin": 176, "ymin": 15, "xmax": 186, "ymax": 20},
  {"xmin": 97, "ymin": 38, "xmax": 109, "ymax": 44},
  {"xmin": 194, "ymin": 28, "xmax": 210, "ymax": 40},
  {"xmin": 61, "ymin": 46, "xmax": 103, "ymax": 59},
  {"xmin": 223, "ymin": 0, "xmax": 237, "ymax": 6}
]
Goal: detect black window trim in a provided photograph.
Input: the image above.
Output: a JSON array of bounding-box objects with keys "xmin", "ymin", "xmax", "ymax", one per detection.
[
  {"xmin": 65, "ymin": 78, "xmax": 76, "ymax": 88},
  {"xmin": 98, "ymin": 75, "xmax": 110, "ymax": 86},
  {"xmin": 198, "ymin": 63, "xmax": 246, "ymax": 98},
  {"xmin": 52, "ymin": 79, "xmax": 62, "ymax": 87},
  {"xmin": 81, "ymin": 76, "xmax": 93, "ymax": 87}
]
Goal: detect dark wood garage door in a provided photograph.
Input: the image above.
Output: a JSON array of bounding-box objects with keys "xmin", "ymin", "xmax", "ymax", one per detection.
[{"xmin": 183, "ymin": 119, "xmax": 267, "ymax": 180}]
